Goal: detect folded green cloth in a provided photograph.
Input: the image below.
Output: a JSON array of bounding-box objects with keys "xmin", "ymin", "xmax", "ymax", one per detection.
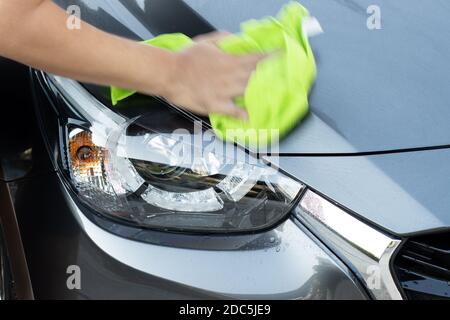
[{"xmin": 111, "ymin": 2, "xmax": 316, "ymax": 146}]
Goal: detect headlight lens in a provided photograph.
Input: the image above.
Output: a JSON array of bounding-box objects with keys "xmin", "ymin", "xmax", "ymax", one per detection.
[{"xmin": 49, "ymin": 75, "xmax": 303, "ymax": 233}]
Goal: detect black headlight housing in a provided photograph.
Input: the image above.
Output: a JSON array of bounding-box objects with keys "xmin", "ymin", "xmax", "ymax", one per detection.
[{"xmin": 34, "ymin": 72, "xmax": 304, "ymax": 235}]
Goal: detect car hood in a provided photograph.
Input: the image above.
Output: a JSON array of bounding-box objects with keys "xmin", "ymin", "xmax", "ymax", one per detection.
[
  {"xmin": 55, "ymin": 0, "xmax": 450, "ymax": 154},
  {"xmin": 53, "ymin": 0, "xmax": 450, "ymax": 235}
]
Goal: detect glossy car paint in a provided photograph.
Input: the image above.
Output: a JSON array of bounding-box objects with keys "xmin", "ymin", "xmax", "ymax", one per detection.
[
  {"xmin": 186, "ymin": 0, "xmax": 450, "ymax": 154},
  {"xmin": 272, "ymin": 150, "xmax": 450, "ymax": 236}
]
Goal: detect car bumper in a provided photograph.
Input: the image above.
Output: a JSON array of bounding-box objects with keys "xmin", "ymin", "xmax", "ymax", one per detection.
[{"xmin": 7, "ymin": 170, "xmax": 367, "ymax": 299}]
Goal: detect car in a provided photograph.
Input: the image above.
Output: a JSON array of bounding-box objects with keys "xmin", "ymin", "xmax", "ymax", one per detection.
[{"xmin": 0, "ymin": 0, "xmax": 449, "ymax": 300}]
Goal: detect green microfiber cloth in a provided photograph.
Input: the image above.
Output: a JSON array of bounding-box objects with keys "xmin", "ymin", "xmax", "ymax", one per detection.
[{"xmin": 111, "ymin": 2, "xmax": 316, "ymax": 146}]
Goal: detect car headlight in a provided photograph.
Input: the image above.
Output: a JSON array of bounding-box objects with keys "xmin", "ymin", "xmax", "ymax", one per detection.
[{"xmin": 46, "ymin": 74, "xmax": 303, "ymax": 234}]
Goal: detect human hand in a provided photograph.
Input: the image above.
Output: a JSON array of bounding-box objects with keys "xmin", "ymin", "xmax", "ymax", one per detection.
[{"xmin": 162, "ymin": 32, "xmax": 266, "ymax": 120}]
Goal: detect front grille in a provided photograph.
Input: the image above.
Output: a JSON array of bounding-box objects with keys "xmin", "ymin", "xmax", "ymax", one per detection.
[{"xmin": 394, "ymin": 232, "xmax": 450, "ymax": 300}]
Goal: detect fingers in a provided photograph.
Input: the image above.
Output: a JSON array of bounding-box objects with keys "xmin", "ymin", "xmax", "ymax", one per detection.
[
  {"xmin": 168, "ymin": 32, "xmax": 270, "ymax": 120},
  {"xmin": 226, "ymin": 78, "xmax": 250, "ymax": 97},
  {"xmin": 238, "ymin": 53, "xmax": 268, "ymax": 67},
  {"xmin": 227, "ymin": 54, "xmax": 267, "ymax": 95},
  {"xmin": 194, "ymin": 31, "xmax": 231, "ymax": 44},
  {"xmin": 233, "ymin": 53, "xmax": 267, "ymax": 85},
  {"xmin": 213, "ymin": 101, "xmax": 249, "ymax": 120}
]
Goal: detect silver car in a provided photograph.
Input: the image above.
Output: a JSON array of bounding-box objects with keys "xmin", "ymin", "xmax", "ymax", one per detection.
[{"xmin": 0, "ymin": 0, "xmax": 449, "ymax": 300}]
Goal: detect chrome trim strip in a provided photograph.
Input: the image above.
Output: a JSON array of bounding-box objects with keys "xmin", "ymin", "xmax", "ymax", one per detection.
[
  {"xmin": 297, "ymin": 190, "xmax": 403, "ymax": 300},
  {"xmin": 300, "ymin": 190, "xmax": 393, "ymax": 260},
  {"xmin": 379, "ymin": 241, "xmax": 403, "ymax": 300}
]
